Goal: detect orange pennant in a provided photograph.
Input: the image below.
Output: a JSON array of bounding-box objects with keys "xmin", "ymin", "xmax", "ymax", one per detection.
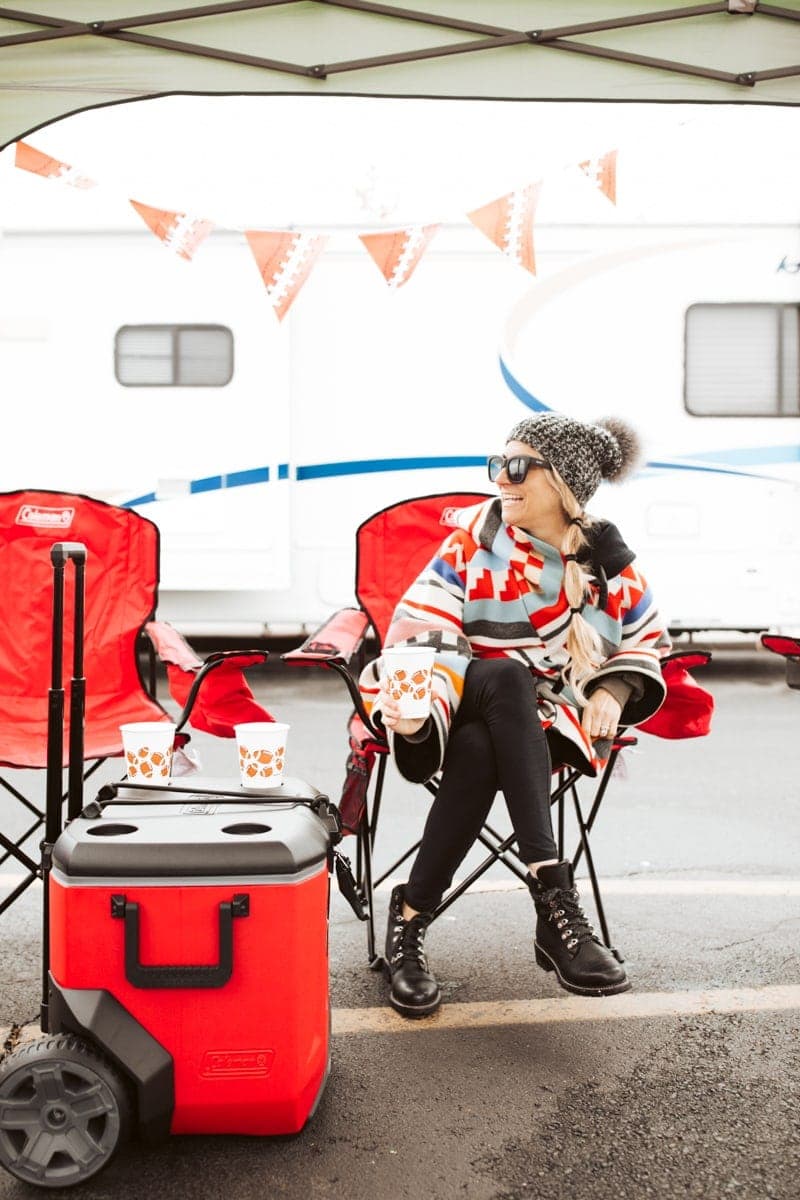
[
  {"xmin": 244, "ymin": 230, "xmax": 327, "ymax": 321},
  {"xmin": 579, "ymin": 150, "xmax": 618, "ymax": 204},
  {"xmin": 14, "ymin": 141, "xmax": 96, "ymax": 189},
  {"xmin": 467, "ymin": 184, "xmax": 541, "ymax": 274},
  {"xmin": 358, "ymin": 224, "xmax": 439, "ymax": 288},
  {"xmin": 129, "ymin": 200, "xmax": 213, "ymax": 261}
]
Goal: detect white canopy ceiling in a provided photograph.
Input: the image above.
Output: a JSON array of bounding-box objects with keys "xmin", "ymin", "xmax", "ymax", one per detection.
[{"xmin": 2, "ymin": 0, "xmax": 800, "ymax": 153}]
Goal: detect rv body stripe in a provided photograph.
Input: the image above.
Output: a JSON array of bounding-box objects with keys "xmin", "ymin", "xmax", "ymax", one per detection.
[
  {"xmin": 498, "ymin": 356, "xmax": 550, "ymax": 412},
  {"xmin": 296, "ymin": 456, "xmax": 486, "ymax": 480},
  {"xmin": 122, "ymin": 453, "xmax": 797, "ymax": 508}
]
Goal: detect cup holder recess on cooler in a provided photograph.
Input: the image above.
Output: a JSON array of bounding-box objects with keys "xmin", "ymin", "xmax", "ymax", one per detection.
[
  {"xmin": 86, "ymin": 824, "xmax": 139, "ymax": 837},
  {"xmin": 221, "ymin": 822, "xmax": 272, "ymax": 836}
]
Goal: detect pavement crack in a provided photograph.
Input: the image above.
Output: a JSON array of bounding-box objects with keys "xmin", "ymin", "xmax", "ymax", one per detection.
[{"xmin": 706, "ymin": 915, "xmax": 800, "ymax": 952}]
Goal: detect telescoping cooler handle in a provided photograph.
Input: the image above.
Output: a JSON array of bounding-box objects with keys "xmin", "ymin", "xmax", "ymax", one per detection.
[
  {"xmin": 110, "ymin": 894, "xmax": 250, "ymax": 989},
  {"xmin": 47, "ymin": 541, "xmax": 88, "ymax": 834}
]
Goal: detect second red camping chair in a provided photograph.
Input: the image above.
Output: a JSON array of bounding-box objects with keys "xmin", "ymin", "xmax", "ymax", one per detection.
[{"xmin": 0, "ymin": 488, "xmax": 274, "ymax": 917}]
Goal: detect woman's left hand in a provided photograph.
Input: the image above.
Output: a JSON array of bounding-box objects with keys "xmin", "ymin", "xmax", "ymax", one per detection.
[{"xmin": 581, "ymin": 687, "xmax": 623, "ymax": 743}]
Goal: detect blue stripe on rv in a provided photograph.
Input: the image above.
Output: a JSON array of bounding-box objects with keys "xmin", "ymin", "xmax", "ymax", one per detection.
[
  {"xmin": 122, "ymin": 452, "xmax": 798, "ymax": 507},
  {"xmin": 296, "ymin": 456, "xmax": 486, "ymax": 480},
  {"xmin": 498, "ymin": 357, "xmax": 551, "ymax": 412}
]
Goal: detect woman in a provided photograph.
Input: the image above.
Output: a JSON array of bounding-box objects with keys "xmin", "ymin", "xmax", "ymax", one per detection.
[{"xmin": 359, "ymin": 412, "xmax": 670, "ymax": 1018}]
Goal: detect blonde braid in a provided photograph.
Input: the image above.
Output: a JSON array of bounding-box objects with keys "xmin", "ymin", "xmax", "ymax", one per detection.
[{"xmin": 545, "ymin": 470, "xmax": 604, "ymax": 703}]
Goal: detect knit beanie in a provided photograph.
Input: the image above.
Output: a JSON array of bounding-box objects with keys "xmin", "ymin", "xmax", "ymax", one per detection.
[{"xmin": 506, "ymin": 413, "xmax": 642, "ymax": 507}]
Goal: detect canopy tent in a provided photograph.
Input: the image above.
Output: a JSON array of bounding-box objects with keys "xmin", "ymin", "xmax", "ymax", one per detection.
[{"xmin": 2, "ymin": 0, "xmax": 800, "ymax": 152}]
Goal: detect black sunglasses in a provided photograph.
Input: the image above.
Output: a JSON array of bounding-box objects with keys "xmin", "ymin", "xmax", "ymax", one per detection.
[{"xmin": 487, "ymin": 454, "xmax": 551, "ymax": 484}]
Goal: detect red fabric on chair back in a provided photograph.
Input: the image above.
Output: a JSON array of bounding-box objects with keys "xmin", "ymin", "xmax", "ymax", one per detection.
[
  {"xmin": 0, "ymin": 489, "xmax": 169, "ymax": 767},
  {"xmin": 355, "ymin": 492, "xmax": 490, "ymax": 647},
  {"xmin": 638, "ymin": 653, "xmax": 714, "ymax": 740}
]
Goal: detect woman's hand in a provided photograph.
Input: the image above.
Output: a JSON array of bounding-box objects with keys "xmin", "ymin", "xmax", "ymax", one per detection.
[
  {"xmin": 379, "ymin": 679, "xmax": 427, "ymax": 738},
  {"xmin": 581, "ymin": 687, "xmax": 623, "ymax": 743}
]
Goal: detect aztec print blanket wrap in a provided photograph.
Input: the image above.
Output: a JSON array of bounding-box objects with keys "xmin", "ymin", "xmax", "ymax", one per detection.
[{"xmin": 358, "ymin": 497, "xmax": 670, "ymax": 781}]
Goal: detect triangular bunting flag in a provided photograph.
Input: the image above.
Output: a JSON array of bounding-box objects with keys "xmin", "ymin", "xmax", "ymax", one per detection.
[
  {"xmin": 467, "ymin": 183, "xmax": 541, "ymax": 274},
  {"xmin": 15, "ymin": 141, "xmax": 96, "ymax": 189},
  {"xmin": 244, "ymin": 230, "xmax": 327, "ymax": 321},
  {"xmin": 579, "ymin": 150, "xmax": 618, "ymax": 204},
  {"xmin": 358, "ymin": 224, "xmax": 439, "ymax": 288},
  {"xmin": 129, "ymin": 199, "xmax": 213, "ymax": 261}
]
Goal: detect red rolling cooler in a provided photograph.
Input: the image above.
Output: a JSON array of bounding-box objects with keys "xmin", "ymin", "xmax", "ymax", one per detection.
[{"xmin": 0, "ymin": 543, "xmax": 346, "ymax": 1190}]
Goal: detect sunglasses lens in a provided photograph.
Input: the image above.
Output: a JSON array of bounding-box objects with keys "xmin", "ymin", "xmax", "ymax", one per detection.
[
  {"xmin": 487, "ymin": 456, "xmax": 503, "ymax": 482},
  {"xmin": 507, "ymin": 457, "xmax": 528, "ymax": 483}
]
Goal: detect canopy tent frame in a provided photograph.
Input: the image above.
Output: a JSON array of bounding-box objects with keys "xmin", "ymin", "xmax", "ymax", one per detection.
[{"xmin": 3, "ymin": 1, "xmax": 798, "ymax": 86}]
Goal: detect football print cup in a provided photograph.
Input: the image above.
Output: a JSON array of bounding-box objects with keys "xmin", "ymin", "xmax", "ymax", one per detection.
[
  {"xmin": 235, "ymin": 721, "xmax": 289, "ymax": 788},
  {"xmin": 120, "ymin": 722, "xmax": 176, "ymax": 784},
  {"xmin": 382, "ymin": 645, "xmax": 437, "ymax": 719}
]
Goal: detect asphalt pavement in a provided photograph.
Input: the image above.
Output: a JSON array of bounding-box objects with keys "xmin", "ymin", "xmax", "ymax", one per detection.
[{"xmin": 1, "ymin": 646, "xmax": 798, "ymax": 1199}]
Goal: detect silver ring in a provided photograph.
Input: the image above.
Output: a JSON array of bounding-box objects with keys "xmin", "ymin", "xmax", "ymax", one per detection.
[{"xmin": 599, "ymin": 726, "xmax": 609, "ymax": 734}]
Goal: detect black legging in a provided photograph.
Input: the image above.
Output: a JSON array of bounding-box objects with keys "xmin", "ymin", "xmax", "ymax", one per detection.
[{"xmin": 404, "ymin": 657, "xmax": 557, "ymax": 913}]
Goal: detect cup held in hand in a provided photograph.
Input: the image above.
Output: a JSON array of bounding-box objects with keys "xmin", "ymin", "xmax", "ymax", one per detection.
[
  {"xmin": 120, "ymin": 722, "xmax": 176, "ymax": 784},
  {"xmin": 382, "ymin": 645, "xmax": 436, "ymax": 719},
  {"xmin": 235, "ymin": 721, "xmax": 289, "ymax": 788}
]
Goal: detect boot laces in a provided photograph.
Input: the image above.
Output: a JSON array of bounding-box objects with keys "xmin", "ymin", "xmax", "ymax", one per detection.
[
  {"xmin": 545, "ymin": 887, "xmax": 594, "ymax": 951},
  {"xmin": 391, "ymin": 917, "xmax": 429, "ymax": 969}
]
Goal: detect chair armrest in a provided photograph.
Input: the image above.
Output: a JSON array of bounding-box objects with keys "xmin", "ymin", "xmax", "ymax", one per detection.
[
  {"xmin": 282, "ymin": 609, "xmax": 370, "ymax": 667},
  {"xmin": 143, "ymin": 621, "xmax": 270, "ymax": 735},
  {"xmin": 283, "ymin": 609, "xmax": 381, "ymax": 737},
  {"xmin": 760, "ymin": 634, "xmax": 800, "ymax": 660},
  {"xmin": 661, "ymin": 649, "xmax": 712, "ymax": 671},
  {"xmin": 760, "ymin": 634, "xmax": 800, "ymax": 689}
]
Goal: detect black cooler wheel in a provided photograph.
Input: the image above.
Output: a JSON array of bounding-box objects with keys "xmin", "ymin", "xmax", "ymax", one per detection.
[{"xmin": 0, "ymin": 1034, "xmax": 132, "ymax": 1189}]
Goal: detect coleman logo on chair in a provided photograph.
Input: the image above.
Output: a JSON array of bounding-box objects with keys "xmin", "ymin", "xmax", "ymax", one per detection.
[{"xmin": 15, "ymin": 504, "xmax": 75, "ymax": 529}]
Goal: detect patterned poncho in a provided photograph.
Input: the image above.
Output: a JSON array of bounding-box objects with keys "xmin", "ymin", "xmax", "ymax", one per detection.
[{"xmin": 359, "ymin": 497, "xmax": 670, "ymax": 779}]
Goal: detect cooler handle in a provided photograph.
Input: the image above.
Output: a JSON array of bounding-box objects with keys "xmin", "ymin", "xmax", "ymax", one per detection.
[{"xmin": 110, "ymin": 894, "xmax": 249, "ymax": 989}]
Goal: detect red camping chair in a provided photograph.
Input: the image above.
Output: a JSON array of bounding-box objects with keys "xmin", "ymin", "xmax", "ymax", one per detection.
[
  {"xmin": 0, "ymin": 489, "xmax": 274, "ymax": 916},
  {"xmin": 285, "ymin": 492, "xmax": 714, "ymax": 968}
]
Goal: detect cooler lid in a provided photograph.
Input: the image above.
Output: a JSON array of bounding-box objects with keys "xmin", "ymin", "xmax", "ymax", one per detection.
[{"xmin": 52, "ymin": 777, "xmax": 331, "ymax": 878}]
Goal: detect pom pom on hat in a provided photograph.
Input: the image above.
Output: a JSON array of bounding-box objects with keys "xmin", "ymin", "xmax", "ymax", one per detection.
[{"xmin": 595, "ymin": 417, "xmax": 642, "ymax": 483}]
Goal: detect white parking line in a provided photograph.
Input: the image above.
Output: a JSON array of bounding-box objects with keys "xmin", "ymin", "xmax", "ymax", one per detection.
[
  {"xmin": 331, "ymin": 984, "xmax": 800, "ymax": 1035},
  {"xmin": 3, "ymin": 984, "xmax": 799, "ymax": 1050}
]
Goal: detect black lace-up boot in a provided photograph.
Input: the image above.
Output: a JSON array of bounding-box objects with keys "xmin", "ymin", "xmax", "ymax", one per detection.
[
  {"xmin": 384, "ymin": 885, "xmax": 442, "ymax": 1018},
  {"xmin": 528, "ymin": 861, "xmax": 630, "ymax": 996}
]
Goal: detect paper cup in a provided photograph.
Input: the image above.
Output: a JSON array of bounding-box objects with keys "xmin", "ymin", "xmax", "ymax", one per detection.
[
  {"xmin": 235, "ymin": 722, "xmax": 289, "ymax": 788},
  {"xmin": 382, "ymin": 645, "xmax": 437, "ymax": 718},
  {"xmin": 120, "ymin": 722, "xmax": 176, "ymax": 784}
]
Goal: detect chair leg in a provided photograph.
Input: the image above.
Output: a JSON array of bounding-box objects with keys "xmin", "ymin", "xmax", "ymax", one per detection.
[
  {"xmin": 0, "ymin": 828, "xmax": 38, "ymax": 876},
  {"xmin": 0, "ymin": 871, "xmax": 39, "ymax": 916},
  {"xmin": 368, "ymin": 755, "xmax": 387, "ymax": 851},
  {"xmin": 571, "ymin": 746, "xmax": 621, "ymax": 873},
  {"xmin": 358, "ymin": 818, "xmax": 383, "ymax": 970},
  {"xmin": 433, "ymin": 828, "xmax": 520, "ymax": 919},
  {"xmin": 478, "ymin": 823, "xmax": 530, "ymax": 882},
  {"xmin": 0, "ymin": 774, "xmax": 44, "ymax": 819},
  {"xmin": 570, "ymin": 786, "xmax": 623, "ymax": 962},
  {"xmin": 358, "ymin": 754, "xmax": 389, "ymax": 970}
]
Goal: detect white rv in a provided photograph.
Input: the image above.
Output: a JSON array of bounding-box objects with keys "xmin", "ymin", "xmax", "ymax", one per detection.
[{"xmin": 0, "ymin": 101, "xmax": 798, "ymax": 638}]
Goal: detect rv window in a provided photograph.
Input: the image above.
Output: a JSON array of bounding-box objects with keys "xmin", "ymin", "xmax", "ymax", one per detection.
[
  {"xmin": 115, "ymin": 325, "xmax": 233, "ymax": 387},
  {"xmin": 684, "ymin": 304, "xmax": 800, "ymax": 417}
]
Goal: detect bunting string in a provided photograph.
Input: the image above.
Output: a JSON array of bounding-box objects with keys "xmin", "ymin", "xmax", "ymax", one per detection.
[{"xmin": 11, "ymin": 137, "xmax": 620, "ymax": 318}]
